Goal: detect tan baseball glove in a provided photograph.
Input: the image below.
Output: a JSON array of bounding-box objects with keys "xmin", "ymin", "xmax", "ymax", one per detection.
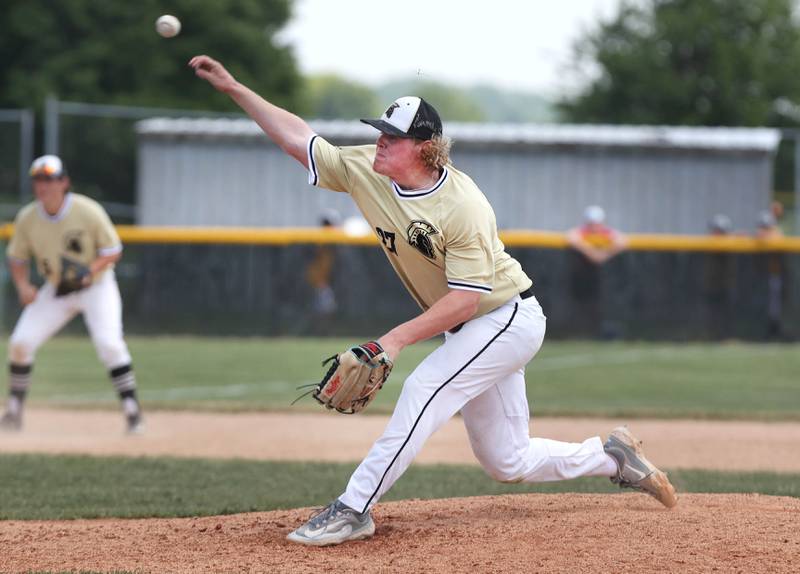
[{"xmin": 313, "ymin": 341, "xmax": 393, "ymax": 414}]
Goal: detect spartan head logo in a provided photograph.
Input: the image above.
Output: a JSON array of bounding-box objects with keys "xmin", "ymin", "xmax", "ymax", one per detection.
[
  {"xmin": 64, "ymin": 230, "xmax": 84, "ymax": 254},
  {"xmin": 384, "ymin": 102, "xmax": 400, "ymax": 118},
  {"xmin": 406, "ymin": 220, "xmax": 439, "ymax": 259}
]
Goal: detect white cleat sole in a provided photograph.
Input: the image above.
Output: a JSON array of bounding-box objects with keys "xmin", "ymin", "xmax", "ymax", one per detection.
[{"xmin": 286, "ymin": 519, "xmax": 375, "ymax": 547}]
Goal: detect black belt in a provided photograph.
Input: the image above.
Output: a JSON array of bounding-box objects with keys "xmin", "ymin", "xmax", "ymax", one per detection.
[{"xmin": 448, "ymin": 288, "xmax": 533, "ymax": 334}]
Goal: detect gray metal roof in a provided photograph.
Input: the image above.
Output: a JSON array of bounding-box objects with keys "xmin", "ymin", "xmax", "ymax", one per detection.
[{"xmin": 136, "ymin": 117, "xmax": 780, "ymax": 152}]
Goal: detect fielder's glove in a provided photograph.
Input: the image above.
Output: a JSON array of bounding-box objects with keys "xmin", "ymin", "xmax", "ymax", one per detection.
[
  {"xmin": 55, "ymin": 256, "xmax": 91, "ymax": 297},
  {"xmin": 311, "ymin": 341, "xmax": 393, "ymax": 414}
]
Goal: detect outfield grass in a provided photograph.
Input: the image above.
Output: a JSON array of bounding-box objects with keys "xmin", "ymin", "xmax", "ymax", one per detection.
[
  {"xmin": 0, "ymin": 453, "xmax": 797, "ymax": 520},
  {"xmin": 6, "ymin": 336, "xmax": 799, "ymax": 420}
]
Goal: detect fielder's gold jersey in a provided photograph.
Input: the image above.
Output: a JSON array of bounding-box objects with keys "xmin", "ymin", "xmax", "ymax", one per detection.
[
  {"xmin": 308, "ymin": 136, "xmax": 532, "ymax": 318},
  {"xmin": 7, "ymin": 193, "xmax": 122, "ymax": 285}
]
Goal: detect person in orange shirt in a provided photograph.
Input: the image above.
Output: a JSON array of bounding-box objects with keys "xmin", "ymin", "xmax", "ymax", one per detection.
[
  {"xmin": 567, "ymin": 205, "xmax": 628, "ymax": 265},
  {"xmin": 566, "ymin": 206, "xmax": 628, "ymax": 339}
]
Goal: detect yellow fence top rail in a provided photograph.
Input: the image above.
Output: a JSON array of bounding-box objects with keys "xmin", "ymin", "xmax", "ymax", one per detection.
[{"xmin": 0, "ymin": 224, "xmax": 798, "ymax": 253}]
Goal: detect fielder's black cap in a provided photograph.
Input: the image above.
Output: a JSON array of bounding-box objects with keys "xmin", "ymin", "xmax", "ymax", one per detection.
[{"xmin": 361, "ymin": 96, "xmax": 443, "ymax": 140}]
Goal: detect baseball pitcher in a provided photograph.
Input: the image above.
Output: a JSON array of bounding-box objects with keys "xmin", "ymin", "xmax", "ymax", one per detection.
[
  {"xmin": 191, "ymin": 55, "xmax": 677, "ymax": 547},
  {"xmin": 0, "ymin": 155, "xmax": 143, "ymax": 434}
]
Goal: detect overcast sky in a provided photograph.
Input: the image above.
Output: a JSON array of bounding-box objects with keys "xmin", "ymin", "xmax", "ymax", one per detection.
[{"xmin": 277, "ymin": 0, "xmax": 624, "ymax": 96}]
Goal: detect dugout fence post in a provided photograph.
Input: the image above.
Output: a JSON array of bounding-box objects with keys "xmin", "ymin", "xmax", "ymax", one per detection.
[
  {"xmin": 44, "ymin": 95, "xmax": 60, "ymax": 156},
  {"xmin": 19, "ymin": 109, "xmax": 34, "ymax": 201}
]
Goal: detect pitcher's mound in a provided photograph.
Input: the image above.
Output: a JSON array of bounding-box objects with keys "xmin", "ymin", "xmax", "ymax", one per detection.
[{"xmin": 1, "ymin": 493, "xmax": 797, "ymax": 573}]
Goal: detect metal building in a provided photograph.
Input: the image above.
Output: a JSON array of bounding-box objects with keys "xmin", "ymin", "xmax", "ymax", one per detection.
[{"xmin": 136, "ymin": 119, "xmax": 779, "ymax": 233}]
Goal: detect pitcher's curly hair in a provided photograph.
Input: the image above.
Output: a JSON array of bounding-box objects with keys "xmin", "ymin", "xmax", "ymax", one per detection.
[{"xmin": 419, "ymin": 135, "xmax": 452, "ymax": 171}]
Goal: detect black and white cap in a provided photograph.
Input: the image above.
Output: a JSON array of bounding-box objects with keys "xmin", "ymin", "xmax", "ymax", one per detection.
[
  {"xmin": 361, "ymin": 96, "xmax": 443, "ymax": 140},
  {"xmin": 29, "ymin": 154, "xmax": 66, "ymax": 179}
]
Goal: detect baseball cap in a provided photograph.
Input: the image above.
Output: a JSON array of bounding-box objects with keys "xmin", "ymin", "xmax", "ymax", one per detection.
[
  {"xmin": 757, "ymin": 210, "xmax": 776, "ymax": 228},
  {"xmin": 709, "ymin": 214, "xmax": 732, "ymax": 233},
  {"xmin": 361, "ymin": 96, "xmax": 443, "ymax": 140},
  {"xmin": 583, "ymin": 205, "xmax": 606, "ymax": 224},
  {"xmin": 29, "ymin": 155, "xmax": 66, "ymax": 179}
]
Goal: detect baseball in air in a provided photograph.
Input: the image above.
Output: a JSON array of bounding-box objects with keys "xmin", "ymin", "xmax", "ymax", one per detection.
[{"xmin": 155, "ymin": 15, "xmax": 181, "ymax": 38}]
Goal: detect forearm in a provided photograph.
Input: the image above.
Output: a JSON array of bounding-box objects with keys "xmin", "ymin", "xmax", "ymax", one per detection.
[
  {"xmin": 380, "ymin": 290, "xmax": 480, "ymax": 353},
  {"xmin": 90, "ymin": 252, "xmax": 122, "ymax": 276},
  {"xmin": 9, "ymin": 260, "xmax": 30, "ymax": 291},
  {"xmin": 9, "ymin": 259, "xmax": 36, "ymax": 305},
  {"xmin": 225, "ymin": 82, "xmax": 313, "ymax": 166}
]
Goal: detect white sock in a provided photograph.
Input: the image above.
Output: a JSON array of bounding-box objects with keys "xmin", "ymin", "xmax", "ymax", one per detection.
[
  {"xmin": 601, "ymin": 453, "xmax": 620, "ymax": 477},
  {"xmin": 122, "ymin": 397, "xmax": 139, "ymax": 417},
  {"xmin": 7, "ymin": 396, "xmax": 22, "ymax": 416}
]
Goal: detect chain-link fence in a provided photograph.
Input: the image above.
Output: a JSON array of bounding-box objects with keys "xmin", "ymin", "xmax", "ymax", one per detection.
[
  {"xmin": 1, "ymin": 242, "xmax": 794, "ymax": 342},
  {"xmin": 42, "ymin": 97, "xmax": 244, "ymax": 222},
  {"xmin": 0, "ymin": 109, "xmax": 34, "ymax": 219}
]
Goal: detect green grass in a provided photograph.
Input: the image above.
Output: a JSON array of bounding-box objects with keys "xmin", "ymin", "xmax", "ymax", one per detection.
[
  {"xmin": 0, "ymin": 453, "xmax": 796, "ymax": 520},
  {"xmin": 6, "ymin": 336, "xmax": 800, "ymax": 420}
]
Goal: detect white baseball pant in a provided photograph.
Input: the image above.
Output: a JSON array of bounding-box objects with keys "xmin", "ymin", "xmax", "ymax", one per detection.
[
  {"xmin": 339, "ymin": 294, "xmax": 616, "ymax": 514},
  {"xmin": 8, "ymin": 270, "xmax": 132, "ymax": 370}
]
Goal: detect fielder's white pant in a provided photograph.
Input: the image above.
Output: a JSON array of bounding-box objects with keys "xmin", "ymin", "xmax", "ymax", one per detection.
[
  {"xmin": 339, "ymin": 295, "xmax": 614, "ymax": 514},
  {"xmin": 8, "ymin": 271, "xmax": 131, "ymax": 370}
]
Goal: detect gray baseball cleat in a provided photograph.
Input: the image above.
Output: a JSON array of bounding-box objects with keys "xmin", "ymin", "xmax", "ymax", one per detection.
[
  {"xmin": 604, "ymin": 426, "xmax": 677, "ymax": 508},
  {"xmin": 0, "ymin": 410, "xmax": 22, "ymax": 431},
  {"xmin": 287, "ymin": 499, "xmax": 375, "ymax": 546}
]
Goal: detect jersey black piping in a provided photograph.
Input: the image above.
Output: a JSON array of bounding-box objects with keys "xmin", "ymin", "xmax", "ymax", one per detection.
[
  {"xmin": 392, "ymin": 167, "xmax": 448, "ymax": 199},
  {"xmin": 308, "ymin": 135, "xmax": 319, "ymax": 186},
  {"xmin": 447, "ymin": 280, "xmax": 492, "ymax": 293},
  {"xmin": 360, "ymin": 302, "xmax": 520, "ymax": 514}
]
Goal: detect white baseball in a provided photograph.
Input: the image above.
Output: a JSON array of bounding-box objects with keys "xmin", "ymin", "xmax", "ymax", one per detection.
[{"xmin": 155, "ymin": 15, "xmax": 181, "ymax": 38}]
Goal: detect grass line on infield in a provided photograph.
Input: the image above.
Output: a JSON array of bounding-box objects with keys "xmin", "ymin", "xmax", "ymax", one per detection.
[
  {"xmin": 0, "ymin": 453, "xmax": 797, "ymax": 520},
  {"xmin": 5, "ymin": 337, "xmax": 799, "ymax": 420}
]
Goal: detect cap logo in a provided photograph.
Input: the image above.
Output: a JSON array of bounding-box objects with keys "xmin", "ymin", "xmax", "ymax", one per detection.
[{"xmin": 385, "ymin": 103, "xmax": 399, "ymax": 118}]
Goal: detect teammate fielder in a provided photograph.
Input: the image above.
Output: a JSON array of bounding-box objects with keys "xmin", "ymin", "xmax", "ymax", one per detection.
[
  {"xmin": 0, "ymin": 155, "xmax": 143, "ymax": 434},
  {"xmin": 191, "ymin": 55, "xmax": 677, "ymax": 546}
]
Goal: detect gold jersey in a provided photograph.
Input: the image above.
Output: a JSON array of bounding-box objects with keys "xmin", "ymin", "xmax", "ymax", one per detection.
[
  {"xmin": 7, "ymin": 193, "xmax": 122, "ymax": 285},
  {"xmin": 308, "ymin": 136, "xmax": 532, "ymax": 318}
]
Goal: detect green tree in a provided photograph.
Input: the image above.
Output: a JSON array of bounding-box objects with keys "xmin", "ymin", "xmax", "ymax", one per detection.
[
  {"xmin": 304, "ymin": 74, "xmax": 381, "ymax": 119},
  {"xmin": 560, "ymin": 0, "xmax": 800, "ymax": 126},
  {"xmin": 0, "ymin": 0, "xmax": 303, "ymax": 208},
  {"xmin": 0, "ymin": 0, "xmax": 302, "ymax": 113},
  {"xmin": 470, "ymin": 85, "xmax": 559, "ymax": 123}
]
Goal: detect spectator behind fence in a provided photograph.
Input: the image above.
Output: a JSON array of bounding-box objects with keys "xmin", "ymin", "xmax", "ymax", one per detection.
[
  {"xmin": 305, "ymin": 209, "xmax": 340, "ymax": 333},
  {"xmin": 754, "ymin": 207, "xmax": 790, "ymax": 340},
  {"xmin": 703, "ymin": 214, "xmax": 736, "ymax": 340},
  {"xmin": 566, "ymin": 206, "xmax": 628, "ymax": 339}
]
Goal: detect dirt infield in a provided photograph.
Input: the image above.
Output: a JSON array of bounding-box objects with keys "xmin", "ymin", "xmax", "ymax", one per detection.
[
  {"xmin": 1, "ymin": 494, "xmax": 798, "ymax": 573},
  {"xmin": 2, "ymin": 409, "xmax": 800, "ymax": 573}
]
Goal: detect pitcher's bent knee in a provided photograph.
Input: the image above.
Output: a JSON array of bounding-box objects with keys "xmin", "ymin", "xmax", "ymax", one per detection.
[
  {"xmin": 484, "ymin": 460, "xmax": 528, "ymax": 484},
  {"xmin": 8, "ymin": 337, "xmax": 36, "ymax": 365},
  {"xmin": 95, "ymin": 341, "xmax": 131, "ymax": 369}
]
